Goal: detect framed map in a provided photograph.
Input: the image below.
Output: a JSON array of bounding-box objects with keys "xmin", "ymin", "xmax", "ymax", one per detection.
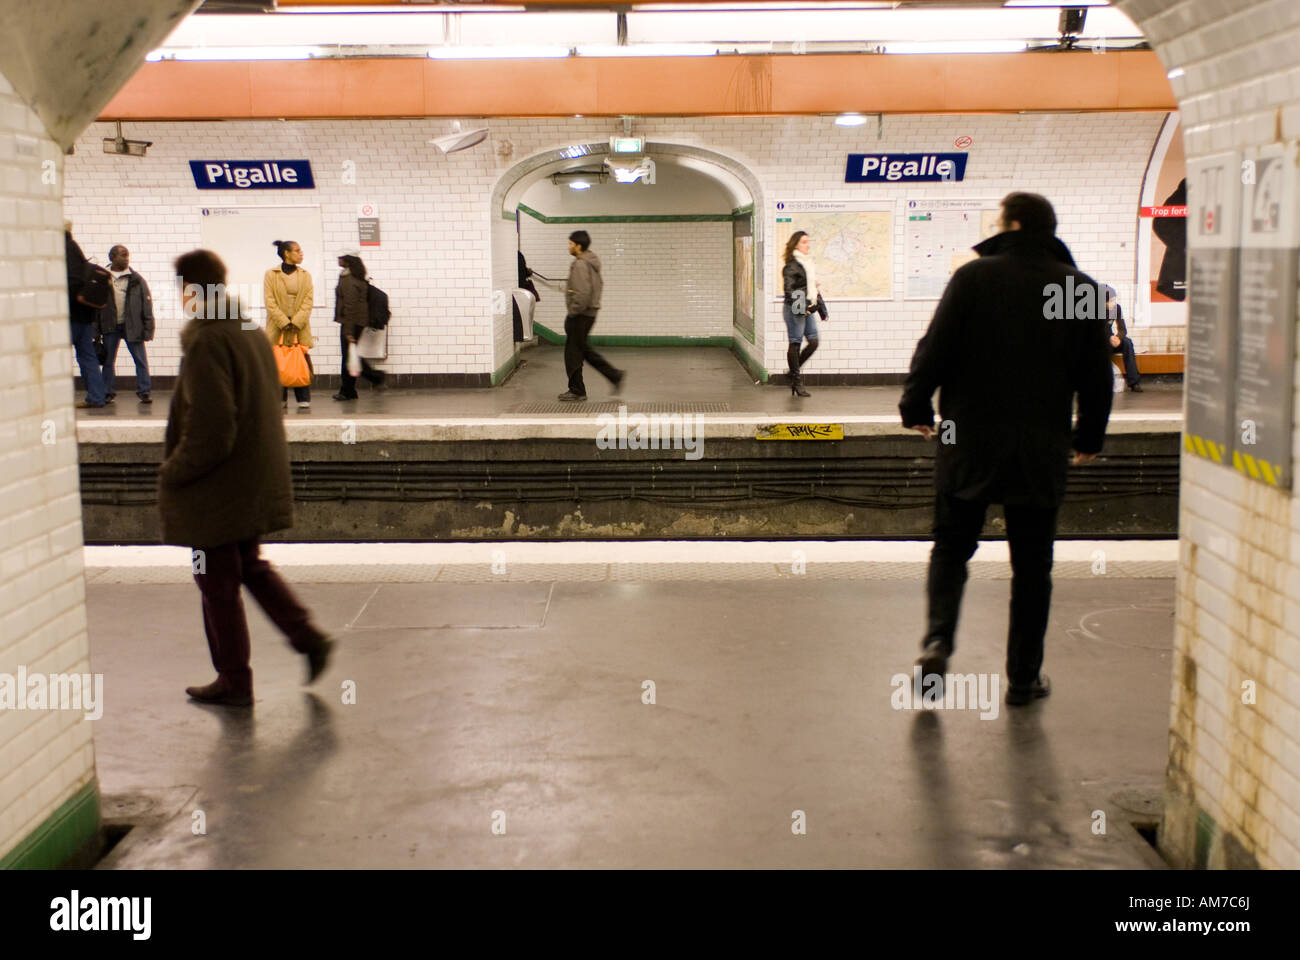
[
  {"xmin": 903, "ymin": 198, "xmax": 1002, "ymax": 299},
  {"xmin": 773, "ymin": 200, "xmax": 893, "ymax": 300}
]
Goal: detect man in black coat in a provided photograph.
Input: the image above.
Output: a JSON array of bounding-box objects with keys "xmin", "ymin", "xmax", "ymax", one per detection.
[
  {"xmin": 899, "ymin": 192, "xmax": 1113, "ymax": 706},
  {"xmin": 65, "ymin": 225, "xmax": 108, "ymax": 408}
]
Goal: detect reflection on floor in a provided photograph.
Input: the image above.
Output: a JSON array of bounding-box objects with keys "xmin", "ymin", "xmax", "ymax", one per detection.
[{"xmin": 87, "ymin": 550, "xmax": 1173, "ymax": 869}]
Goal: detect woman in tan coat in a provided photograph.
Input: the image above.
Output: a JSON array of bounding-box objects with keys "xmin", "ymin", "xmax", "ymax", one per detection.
[{"xmin": 265, "ymin": 239, "xmax": 315, "ymax": 410}]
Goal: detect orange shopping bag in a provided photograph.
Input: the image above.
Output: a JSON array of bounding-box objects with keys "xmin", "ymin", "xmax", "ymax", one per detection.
[{"xmin": 274, "ymin": 333, "xmax": 312, "ymax": 388}]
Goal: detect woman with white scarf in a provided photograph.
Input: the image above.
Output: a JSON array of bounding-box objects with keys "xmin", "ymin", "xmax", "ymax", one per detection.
[{"xmin": 781, "ymin": 231, "xmax": 827, "ymax": 397}]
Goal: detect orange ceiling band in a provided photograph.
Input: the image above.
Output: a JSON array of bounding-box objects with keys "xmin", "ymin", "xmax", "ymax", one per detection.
[{"xmin": 100, "ymin": 51, "xmax": 1175, "ymax": 119}]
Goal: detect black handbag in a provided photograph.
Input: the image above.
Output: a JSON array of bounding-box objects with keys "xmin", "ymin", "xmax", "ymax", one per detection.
[{"xmin": 94, "ymin": 334, "xmax": 107, "ymax": 366}]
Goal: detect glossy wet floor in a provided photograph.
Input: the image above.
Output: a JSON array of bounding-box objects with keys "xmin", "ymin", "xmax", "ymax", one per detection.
[{"xmin": 87, "ymin": 575, "xmax": 1172, "ymax": 869}]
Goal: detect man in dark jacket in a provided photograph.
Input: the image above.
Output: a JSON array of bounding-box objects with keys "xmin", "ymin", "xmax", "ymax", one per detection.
[
  {"xmin": 97, "ymin": 245, "xmax": 154, "ymax": 404},
  {"xmin": 899, "ymin": 193, "xmax": 1113, "ymax": 706},
  {"xmin": 559, "ymin": 230, "xmax": 625, "ymax": 401},
  {"xmin": 1104, "ymin": 285, "xmax": 1142, "ymax": 392},
  {"xmin": 65, "ymin": 225, "xmax": 108, "ymax": 408},
  {"xmin": 162, "ymin": 249, "xmax": 334, "ymax": 707}
]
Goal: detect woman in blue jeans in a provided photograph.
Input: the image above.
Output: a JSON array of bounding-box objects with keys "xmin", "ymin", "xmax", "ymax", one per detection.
[{"xmin": 781, "ymin": 231, "xmax": 827, "ymax": 398}]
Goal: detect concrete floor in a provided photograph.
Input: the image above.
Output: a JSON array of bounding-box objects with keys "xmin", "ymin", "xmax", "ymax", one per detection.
[
  {"xmin": 76, "ymin": 343, "xmax": 1185, "ymax": 422},
  {"xmin": 88, "ymin": 568, "xmax": 1174, "ymax": 869}
]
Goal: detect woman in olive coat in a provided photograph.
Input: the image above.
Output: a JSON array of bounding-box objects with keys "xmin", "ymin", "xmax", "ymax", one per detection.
[{"xmin": 264, "ymin": 239, "xmax": 315, "ymax": 410}]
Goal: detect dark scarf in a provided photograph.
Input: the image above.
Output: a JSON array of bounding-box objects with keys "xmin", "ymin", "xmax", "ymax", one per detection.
[
  {"xmin": 280, "ymin": 262, "xmax": 297, "ymax": 275},
  {"xmin": 973, "ymin": 229, "xmax": 1077, "ymax": 267}
]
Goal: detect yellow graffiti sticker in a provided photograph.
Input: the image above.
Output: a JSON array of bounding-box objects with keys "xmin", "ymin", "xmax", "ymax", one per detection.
[{"xmin": 757, "ymin": 423, "xmax": 844, "ymax": 440}]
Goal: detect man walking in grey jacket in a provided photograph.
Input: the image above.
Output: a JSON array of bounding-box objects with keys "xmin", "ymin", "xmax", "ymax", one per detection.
[{"xmin": 559, "ymin": 230, "xmax": 625, "ymax": 401}]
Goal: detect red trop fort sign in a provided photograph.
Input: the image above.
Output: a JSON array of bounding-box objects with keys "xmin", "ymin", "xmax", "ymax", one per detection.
[{"xmin": 1140, "ymin": 204, "xmax": 1189, "ymax": 217}]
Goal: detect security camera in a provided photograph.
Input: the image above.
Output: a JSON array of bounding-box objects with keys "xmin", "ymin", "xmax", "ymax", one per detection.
[{"xmin": 429, "ymin": 128, "xmax": 489, "ymax": 154}]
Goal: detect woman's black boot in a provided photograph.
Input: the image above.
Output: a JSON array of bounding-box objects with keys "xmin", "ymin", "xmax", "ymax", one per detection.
[
  {"xmin": 799, "ymin": 337, "xmax": 819, "ymax": 366},
  {"xmin": 788, "ymin": 342, "xmax": 810, "ymax": 397}
]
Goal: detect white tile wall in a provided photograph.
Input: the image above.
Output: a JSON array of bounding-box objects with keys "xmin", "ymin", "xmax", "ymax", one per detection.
[
  {"xmin": 64, "ymin": 113, "xmax": 1167, "ymax": 380},
  {"xmin": 1121, "ymin": 0, "xmax": 1300, "ymax": 870},
  {"xmin": 0, "ymin": 70, "xmax": 97, "ymax": 862},
  {"xmin": 521, "ymin": 218, "xmax": 732, "ymax": 340}
]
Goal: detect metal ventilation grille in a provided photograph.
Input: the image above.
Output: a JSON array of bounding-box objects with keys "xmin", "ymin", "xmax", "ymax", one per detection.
[{"xmin": 504, "ymin": 401, "xmax": 730, "ymax": 415}]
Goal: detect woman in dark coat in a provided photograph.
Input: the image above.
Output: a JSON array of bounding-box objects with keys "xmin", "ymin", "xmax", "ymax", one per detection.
[
  {"xmin": 332, "ymin": 254, "xmax": 385, "ymax": 401},
  {"xmin": 781, "ymin": 230, "xmax": 828, "ymax": 397}
]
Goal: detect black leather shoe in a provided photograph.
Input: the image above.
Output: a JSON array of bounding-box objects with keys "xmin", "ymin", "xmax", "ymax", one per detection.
[
  {"xmin": 557, "ymin": 391, "xmax": 587, "ymax": 402},
  {"xmin": 185, "ymin": 681, "xmax": 253, "ymax": 707},
  {"xmin": 332, "ymin": 392, "xmax": 357, "ymax": 401},
  {"xmin": 138, "ymin": 393, "xmax": 151, "ymax": 404},
  {"xmin": 1006, "ymin": 674, "xmax": 1051, "ymax": 706},
  {"xmin": 916, "ymin": 640, "xmax": 950, "ymax": 680},
  {"xmin": 305, "ymin": 636, "xmax": 335, "ymax": 685},
  {"xmin": 611, "ymin": 370, "xmax": 626, "ymax": 395},
  {"xmin": 1129, "ymin": 383, "xmax": 1143, "ymax": 392}
]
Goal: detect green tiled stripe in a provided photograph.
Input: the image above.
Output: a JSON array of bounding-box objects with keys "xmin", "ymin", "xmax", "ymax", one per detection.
[
  {"xmin": 492, "ymin": 350, "xmax": 520, "ymax": 385},
  {"xmin": 517, "ymin": 203, "xmax": 741, "ymax": 224},
  {"xmin": 731, "ymin": 204, "xmax": 754, "ymax": 216},
  {"xmin": 533, "ymin": 322, "xmax": 731, "ymax": 348},
  {"xmin": 1195, "ymin": 808, "xmax": 1216, "ymax": 870},
  {"xmin": 0, "ymin": 779, "xmax": 100, "ymax": 870},
  {"xmin": 731, "ymin": 341, "xmax": 769, "ymax": 383}
]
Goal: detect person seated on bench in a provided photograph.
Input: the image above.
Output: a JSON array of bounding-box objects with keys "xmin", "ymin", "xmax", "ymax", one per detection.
[{"xmin": 1105, "ymin": 285, "xmax": 1141, "ymax": 393}]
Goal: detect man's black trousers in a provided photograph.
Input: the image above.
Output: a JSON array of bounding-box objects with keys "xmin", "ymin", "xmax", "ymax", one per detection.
[
  {"xmin": 564, "ymin": 313, "xmax": 619, "ymax": 396},
  {"xmin": 923, "ymin": 492, "xmax": 1059, "ymax": 690}
]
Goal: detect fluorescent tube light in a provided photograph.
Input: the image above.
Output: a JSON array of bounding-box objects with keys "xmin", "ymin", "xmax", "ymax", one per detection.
[
  {"xmin": 576, "ymin": 44, "xmax": 717, "ymax": 57},
  {"xmin": 568, "ymin": 180, "xmax": 592, "ymax": 191},
  {"xmin": 428, "ymin": 45, "xmax": 570, "ymax": 59},
  {"xmin": 148, "ymin": 46, "xmax": 325, "ymax": 61},
  {"xmin": 835, "ymin": 113, "xmax": 868, "ymax": 126},
  {"xmin": 882, "ymin": 40, "xmax": 1029, "ymax": 54}
]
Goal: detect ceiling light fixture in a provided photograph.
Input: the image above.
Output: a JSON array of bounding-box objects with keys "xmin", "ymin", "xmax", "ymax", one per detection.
[
  {"xmin": 882, "ymin": 40, "xmax": 1029, "ymax": 55},
  {"xmin": 428, "ymin": 45, "xmax": 570, "ymax": 60},
  {"xmin": 146, "ymin": 46, "xmax": 325, "ymax": 61}
]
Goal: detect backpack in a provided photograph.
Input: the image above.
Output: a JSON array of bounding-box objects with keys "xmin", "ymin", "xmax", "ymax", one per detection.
[
  {"xmin": 366, "ymin": 280, "xmax": 390, "ymax": 330},
  {"xmin": 77, "ymin": 263, "xmax": 112, "ymax": 310}
]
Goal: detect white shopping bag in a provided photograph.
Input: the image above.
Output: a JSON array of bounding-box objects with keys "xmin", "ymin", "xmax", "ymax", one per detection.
[
  {"xmin": 357, "ymin": 327, "xmax": 387, "ymax": 361},
  {"xmin": 346, "ymin": 342, "xmax": 362, "ymax": 377}
]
